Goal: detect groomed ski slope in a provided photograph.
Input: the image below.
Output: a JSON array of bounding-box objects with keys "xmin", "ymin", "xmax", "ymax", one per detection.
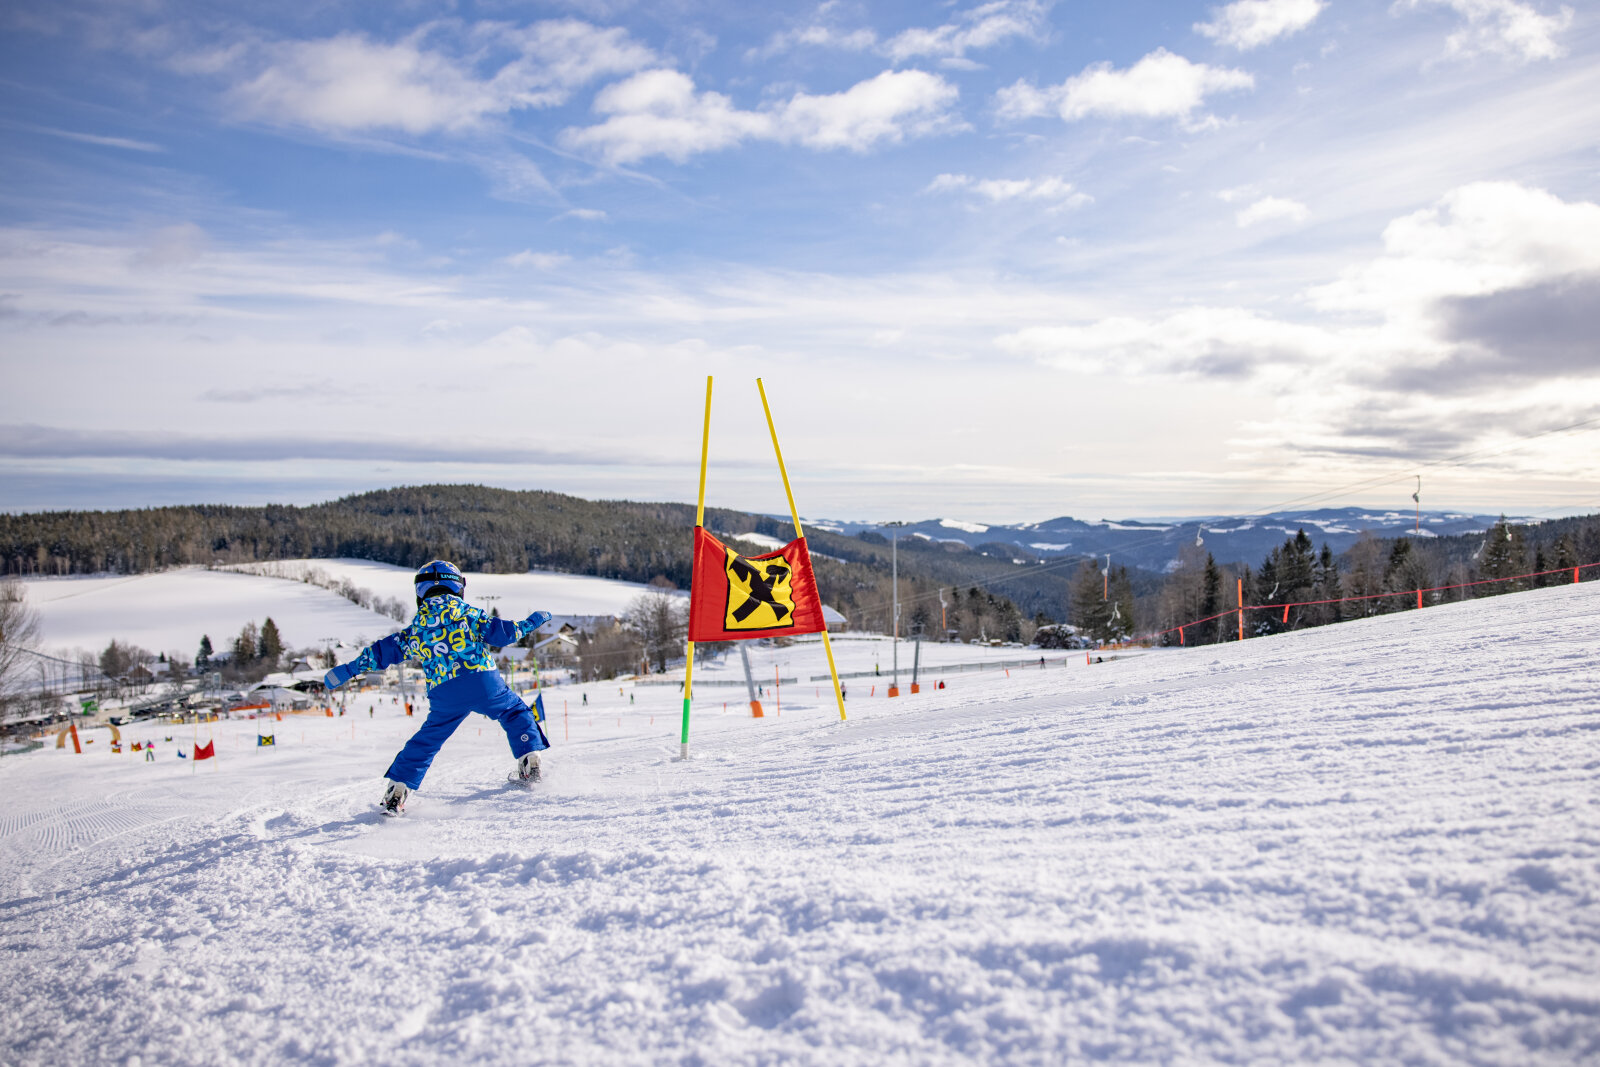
[{"xmin": 2, "ymin": 584, "xmax": 1598, "ymax": 1065}]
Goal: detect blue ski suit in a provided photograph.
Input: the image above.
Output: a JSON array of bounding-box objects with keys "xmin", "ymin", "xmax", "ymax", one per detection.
[{"xmin": 324, "ymin": 595, "xmax": 551, "ymax": 790}]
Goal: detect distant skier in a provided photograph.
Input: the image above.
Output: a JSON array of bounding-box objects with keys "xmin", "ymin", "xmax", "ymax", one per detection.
[{"xmin": 323, "ymin": 561, "xmax": 553, "ymax": 815}]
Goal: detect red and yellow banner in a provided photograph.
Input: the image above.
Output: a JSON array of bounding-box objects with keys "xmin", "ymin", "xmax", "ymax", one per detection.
[{"xmin": 687, "ymin": 527, "xmax": 826, "ymax": 642}]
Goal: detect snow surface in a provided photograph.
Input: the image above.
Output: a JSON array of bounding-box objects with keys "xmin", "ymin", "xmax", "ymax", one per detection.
[
  {"xmin": 726, "ymin": 532, "xmax": 787, "ymax": 552},
  {"xmin": 939, "ymin": 519, "xmax": 990, "ymax": 534},
  {"xmin": 226, "ymin": 559, "xmax": 661, "ymax": 618},
  {"xmin": 3, "ymin": 584, "xmax": 1599, "ymax": 1064},
  {"xmin": 19, "ymin": 568, "xmax": 398, "ymax": 659},
  {"xmin": 19, "ymin": 562, "xmax": 660, "ymax": 658},
  {"xmin": 1094, "ymin": 522, "xmax": 1172, "ymax": 532}
]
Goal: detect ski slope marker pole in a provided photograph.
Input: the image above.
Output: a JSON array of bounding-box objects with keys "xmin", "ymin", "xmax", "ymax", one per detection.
[
  {"xmin": 757, "ymin": 376, "xmax": 847, "ymax": 722},
  {"xmin": 1237, "ymin": 579, "xmax": 1244, "ymax": 641},
  {"xmin": 683, "ymin": 375, "xmax": 713, "ymax": 760}
]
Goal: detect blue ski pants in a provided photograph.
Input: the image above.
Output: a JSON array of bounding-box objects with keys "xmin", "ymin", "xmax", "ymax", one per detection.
[{"xmin": 384, "ymin": 670, "xmax": 549, "ymax": 790}]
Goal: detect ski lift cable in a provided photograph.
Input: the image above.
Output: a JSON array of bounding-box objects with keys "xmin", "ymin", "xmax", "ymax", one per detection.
[{"xmin": 9, "ymin": 645, "xmax": 116, "ymax": 679}]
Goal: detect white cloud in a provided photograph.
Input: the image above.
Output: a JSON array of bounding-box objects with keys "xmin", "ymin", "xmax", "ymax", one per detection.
[
  {"xmin": 557, "ymin": 208, "xmax": 608, "ymax": 222},
  {"xmin": 927, "ymin": 173, "xmax": 1092, "ymax": 208},
  {"xmin": 503, "ymin": 250, "xmax": 570, "ymax": 270},
  {"xmin": 6, "ymin": 121, "xmax": 164, "ymax": 153},
  {"xmin": 996, "ymin": 307, "xmax": 1340, "ymax": 377},
  {"xmin": 1402, "ymin": 0, "xmax": 1574, "ymax": 62},
  {"xmin": 996, "ymin": 49, "xmax": 1253, "ymax": 127},
  {"xmin": 996, "ymin": 182, "xmax": 1600, "ymax": 463},
  {"xmin": 1309, "ymin": 181, "xmax": 1600, "ymax": 313},
  {"xmin": 1195, "ymin": 0, "xmax": 1326, "ymax": 51},
  {"xmin": 1236, "ymin": 196, "xmax": 1311, "ymax": 227},
  {"xmin": 228, "ymin": 20, "xmax": 654, "ymax": 135},
  {"xmin": 884, "ymin": 1, "xmax": 1050, "ymax": 62},
  {"xmin": 779, "ymin": 70, "xmax": 962, "ymax": 150},
  {"xmin": 562, "ymin": 69, "xmax": 959, "ymax": 164},
  {"xmin": 751, "ymin": 24, "xmax": 877, "ymax": 60},
  {"xmin": 928, "ymin": 173, "xmax": 975, "ymax": 193},
  {"xmin": 562, "ymin": 70, "xmax": 770, "ymax": 164},
  {"xmin": 131, "ymin": 223, "xmax": 210, "ymax": 269},
  {"xmin": 754, "ymin": 1, "xmax": 1047, "ymax": 63}
]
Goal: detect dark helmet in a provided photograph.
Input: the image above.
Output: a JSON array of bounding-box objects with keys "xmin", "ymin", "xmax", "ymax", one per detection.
[{"xmin": 414, "ymin": 560, "xmax": 465, "ymax": 601}]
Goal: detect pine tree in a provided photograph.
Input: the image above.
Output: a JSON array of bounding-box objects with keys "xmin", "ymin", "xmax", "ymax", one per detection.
[
  {"xmin": 1279, "ymin": 530, "xmax": 1316, "ymax": 627},
  {"xmin": 1200, "ymin": 554, "xmax": 1222, "ymax": 645},
  {"xmin": 995, "ymin": 598, "xmax": 1024, "ymax": 642},
  {"xmin": 1477, "ymin": 516, "xmax": 1525, "ymax": 595},
  {"xmin": 1313, "ymin": 545, "xmax": 1342, "ymax": 626},
  {"xmin": 1253, "ymin": 549, "xmax": 1282, "ymax": 636},
  {"xmin": 1382, "ymin": 540, "xmax": 1430, "ymax": 610},
  {"xmin": 257, "ymin": 618, "xmax": 283, "ymax": 666},
  {"xmin": 1554, "ymin": 534, "xmax": 1577, "ymax": 576},
  {"xmin": 1104, "ymin": 565, "xmax": 1135, "ymax": 642},
  {"xmin": 196, "ymin": 634, "xmax": 213, "ymax": 669},
  {"xmin": 1070, "ymin": 561, "xmax": 1109, "ymax": 643}
]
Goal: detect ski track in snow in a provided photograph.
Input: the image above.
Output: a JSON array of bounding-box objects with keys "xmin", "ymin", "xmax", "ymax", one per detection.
[{"xmin": 2, "ymin": 585, "xmax": 1599, "ymax": 1065}]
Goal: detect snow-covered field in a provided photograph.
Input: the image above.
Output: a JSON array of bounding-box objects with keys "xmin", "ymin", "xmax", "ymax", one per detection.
[
  {"xmin": 2, "ymin": 583, "xmax": 1598, "ymax": 1065},
  {"xmin": 223, "ymin": 558, "xmax": 665, "ymax": 620},
  {"xmin": 17, "ymin": 561, "xmax": 662, "ymax": 659}
]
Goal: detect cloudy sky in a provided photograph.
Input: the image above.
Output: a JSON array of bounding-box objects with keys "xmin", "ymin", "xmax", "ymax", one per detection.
[{"xmin": 1, "ymin": 0, "xmax": 1596, "ymax": 522}]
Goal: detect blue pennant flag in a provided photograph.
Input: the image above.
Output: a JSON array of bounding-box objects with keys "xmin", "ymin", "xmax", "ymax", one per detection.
[{"xmin": 533, "ymin": 693, "xmax": 545, "ymax": 723}]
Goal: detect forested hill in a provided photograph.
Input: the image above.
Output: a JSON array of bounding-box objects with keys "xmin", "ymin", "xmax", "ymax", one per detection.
[
  {"xmin": 0, "ymin": 486, "xmax": 744, "ymax": 582},
  {"xmin": 0, "ymin": 486, "xmax": 1077, "ymax": 634},
  {"xmin": 7, "ymin": 487, "xmax": 1592, "ymax": 639}
]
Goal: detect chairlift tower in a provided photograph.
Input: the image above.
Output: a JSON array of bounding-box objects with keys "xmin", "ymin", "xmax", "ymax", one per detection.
[{"xmin": 884, "ymin": 521, "xmax": 908, "ymax": 696}]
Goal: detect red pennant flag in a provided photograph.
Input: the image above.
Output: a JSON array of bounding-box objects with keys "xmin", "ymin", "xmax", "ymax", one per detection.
[
  {"xmin": 194, "ymin": 740, "xmax": 215, "ymax": 761},
  {"xmin": 688, "ymin": 527, "xmax": 826, "ymax": 642}
]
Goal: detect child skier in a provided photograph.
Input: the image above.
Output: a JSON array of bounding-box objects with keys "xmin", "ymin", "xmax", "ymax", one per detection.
[{"xmin": 323, "ymin": 560, "xmax": 552, "ymax": 815}]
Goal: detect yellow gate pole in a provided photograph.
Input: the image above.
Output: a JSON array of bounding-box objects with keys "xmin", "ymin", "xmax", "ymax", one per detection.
[
  {"xmin": 681, "ymin": 375, "xmax": 713, "ymax": 760},
  {"xmin": 756, "ymin": 378, "xmax": 847, "ymax": 722}
]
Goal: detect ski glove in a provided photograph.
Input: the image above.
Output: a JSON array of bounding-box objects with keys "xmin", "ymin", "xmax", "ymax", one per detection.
[
  {"xmin": 523, "ymin": 610, "xmax": 552, "ymax": 632},
  {"xmin": 324, "ymin": 662, "xmax": 359, "ymax": 690}
]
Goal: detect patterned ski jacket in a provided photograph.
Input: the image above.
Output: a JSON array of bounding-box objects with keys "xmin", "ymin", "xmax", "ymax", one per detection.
[{"xmin": 328, "ymin": 595, "xmax": 540, "ymax": 691}]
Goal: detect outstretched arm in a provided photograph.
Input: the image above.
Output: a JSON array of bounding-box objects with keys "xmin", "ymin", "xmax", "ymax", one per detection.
[
  {"xmin": 324, "ymin": 633, "xmax": 405, "ymax": 690},
  {"xmin": 481, "ymin": 610, "xmax": 552, "ymax": 648}
]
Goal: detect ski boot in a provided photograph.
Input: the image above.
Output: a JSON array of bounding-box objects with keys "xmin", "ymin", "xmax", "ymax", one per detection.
[
  {"xmin": 510, "ymin": 752, "xmax": 542, "ymax": 786},
  {"xmin": 381, "ymin": 779, "xmax": 408, "ymax": 816}
]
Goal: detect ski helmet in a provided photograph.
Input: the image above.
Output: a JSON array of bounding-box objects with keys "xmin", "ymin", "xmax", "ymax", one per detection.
[{"xmin": 414, "ymin": 560, "xmax": 465, "ymax": 599}]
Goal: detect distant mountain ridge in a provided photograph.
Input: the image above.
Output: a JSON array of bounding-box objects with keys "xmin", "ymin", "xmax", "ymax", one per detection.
[{"xmin": 803, "ymin": 508, "xmax": 1524, "ymax": 572}]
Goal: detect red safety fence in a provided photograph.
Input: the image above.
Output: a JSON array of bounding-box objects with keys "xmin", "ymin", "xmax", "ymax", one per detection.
[{"xmin": 1158, "ymin": 561, "xmax": 1599, "ymax": 644}]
